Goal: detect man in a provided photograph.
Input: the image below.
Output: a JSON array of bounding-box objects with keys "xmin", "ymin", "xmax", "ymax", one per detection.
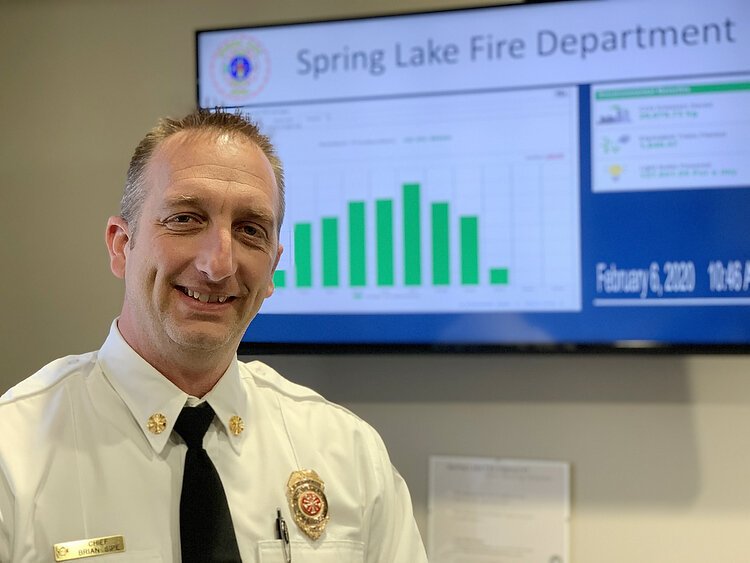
[{"xmin": 0, "ymin": 110, "xmax": 428, "ymax": 562}]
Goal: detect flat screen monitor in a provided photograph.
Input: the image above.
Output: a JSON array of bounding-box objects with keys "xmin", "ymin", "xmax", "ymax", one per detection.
[{"xmin": 196, "ymin": 0, "xmax": 750, "ymax": 352}]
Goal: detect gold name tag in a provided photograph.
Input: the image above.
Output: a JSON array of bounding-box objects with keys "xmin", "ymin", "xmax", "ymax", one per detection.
[{"xmin": 53, "ymin": 535, "xmax": 125, "ymax": 561}]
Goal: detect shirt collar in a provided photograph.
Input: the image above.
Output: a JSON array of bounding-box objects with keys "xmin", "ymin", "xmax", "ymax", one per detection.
[{"xmin": 97, "ymin": 320, "xmax": 249, "ymax": 455}]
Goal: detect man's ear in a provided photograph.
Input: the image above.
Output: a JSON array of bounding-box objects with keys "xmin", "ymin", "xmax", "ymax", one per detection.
[{"xmin": 106, "ymin": 216, "xmax": 131, "ymax": 279}]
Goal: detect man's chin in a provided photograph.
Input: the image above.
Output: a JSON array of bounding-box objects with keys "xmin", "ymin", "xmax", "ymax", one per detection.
[{"xmin": 166, "ymin": 325, "xmax": 240, "ymax": 354}]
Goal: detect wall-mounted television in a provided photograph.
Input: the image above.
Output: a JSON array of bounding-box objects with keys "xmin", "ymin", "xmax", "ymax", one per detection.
[{"xmin": 197, "ymin": 0, "xmax": 750, "ymax": 352}]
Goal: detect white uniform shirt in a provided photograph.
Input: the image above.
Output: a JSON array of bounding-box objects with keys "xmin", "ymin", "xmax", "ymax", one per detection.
[{"xmin": 0, "ymin": 323, "xmax": 427, "ymax": 563}]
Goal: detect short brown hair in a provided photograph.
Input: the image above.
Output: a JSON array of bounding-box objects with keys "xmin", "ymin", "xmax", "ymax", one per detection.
[{"xmin": 121, "ymin": 109, "xmax": 285, "ymax": 236}]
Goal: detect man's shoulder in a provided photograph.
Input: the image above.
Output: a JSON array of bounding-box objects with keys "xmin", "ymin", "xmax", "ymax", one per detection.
[
  {"xmin": 0, "ymin": 351, "xmax": 99, "ymax": 407},
  {"xmin": 238, "ymin": 360, "xmax": 367, "ymax": 424},
  {"xmin": 238, "ymin": 360, "xmax": 324, "ymax": 399}
]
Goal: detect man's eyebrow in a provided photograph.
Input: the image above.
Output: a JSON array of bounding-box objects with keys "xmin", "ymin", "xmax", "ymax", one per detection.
[
  {"xmin": 236, "ymin": 207, "xmax": 277, "ymax": 227},
  {"xmin": 161, "ymin": 194, "xmax": 204, "ymax": 207},
  {"xmin": 160, "ymin": 195, "xmax": 277, "ymax": 224}
]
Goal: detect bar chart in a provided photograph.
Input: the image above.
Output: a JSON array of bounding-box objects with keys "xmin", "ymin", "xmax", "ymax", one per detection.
[
  {"xmin": 274, "ymin": 181, "xmax": 509, "ymax": 290},
  {"xmin": 253, "ymin": 85, "xmax": 582, "ymax": 313}
]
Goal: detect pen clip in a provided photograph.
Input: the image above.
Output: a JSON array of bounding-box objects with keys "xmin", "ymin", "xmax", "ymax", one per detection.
[{"xmin": 276, "ymin": 508, "xmax": 291, "ymax": 563}]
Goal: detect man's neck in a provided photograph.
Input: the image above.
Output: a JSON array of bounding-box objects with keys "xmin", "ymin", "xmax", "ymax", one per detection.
[
  {"xmin": 151, "ymin": 348, "xmax": 234, "ymax": 398},
  {"xmin": 117, "ymin": 326, "xmax": 235, "ymax": 397}
]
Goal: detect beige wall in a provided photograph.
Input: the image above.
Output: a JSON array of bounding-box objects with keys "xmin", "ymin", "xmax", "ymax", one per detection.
[{"xmin": 2, "ymin": 1, "xmax": 750, "ymax": 561}]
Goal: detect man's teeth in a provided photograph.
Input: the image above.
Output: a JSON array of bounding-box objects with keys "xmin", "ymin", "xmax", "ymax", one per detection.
[{"xmin": 184, "ymin": 288, "xmax": 229, "ymax": 303}]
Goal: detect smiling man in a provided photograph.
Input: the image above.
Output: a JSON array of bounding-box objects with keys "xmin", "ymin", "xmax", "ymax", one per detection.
[
  {"xmin": 0, "ymin": 110, "xmax": 427, "ymax": 563},
  {"xmin": 109, "ymin": 120, "xmax": 284, "ymax": 398}
]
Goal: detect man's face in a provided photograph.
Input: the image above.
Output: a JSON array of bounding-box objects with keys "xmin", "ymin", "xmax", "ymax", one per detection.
[{"xmin": 110, "ymin": 130, "xmax": 283, "ymax": 365}]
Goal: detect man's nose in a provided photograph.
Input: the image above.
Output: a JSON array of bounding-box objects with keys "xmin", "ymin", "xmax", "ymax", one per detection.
[{"xmin": 195, "ymin": 226, "xmax": 236, "ymax": 281}]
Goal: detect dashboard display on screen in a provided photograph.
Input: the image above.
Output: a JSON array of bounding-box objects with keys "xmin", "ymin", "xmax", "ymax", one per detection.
[{"xmin": 196, "ymin": 0, "xmax": 750, "ymax": 352}]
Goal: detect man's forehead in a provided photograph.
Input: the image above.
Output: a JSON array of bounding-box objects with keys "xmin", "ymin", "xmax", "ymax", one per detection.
[
  {"xmin": 168, "ymin": 164, "xmax": 273, "ymax": 186},
  {"xmin": 147, "ymin": 130, "xmax": 276, "ymax": 188},
  {"xmin": 153, "ymin": 129, "xmax": 260, "ymax": 163}
]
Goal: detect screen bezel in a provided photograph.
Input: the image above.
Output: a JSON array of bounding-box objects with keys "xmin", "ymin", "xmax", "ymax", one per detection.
[{"xmin": 196, "ymin": 0, "xmax": 750, "ymax": 355}]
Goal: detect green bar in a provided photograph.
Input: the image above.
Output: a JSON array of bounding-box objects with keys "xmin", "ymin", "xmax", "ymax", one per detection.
[
  {"xmin": 460, "ymin": 216, "xmax": 479, "ymax": 285},
  {"xmin": 294, "ymin": 223, "xmax": 312, "ymax": 288},
  {"xmin": 322, "ymin": 217, "xmax": 339, "ymax": 287},
  {"xmin": 349, "ymin": 202, "xmax": 366, "ymax": 287},
  {"xmin": 431, "ymin": 202, "xmax": 450, "ymax": 285},
  {"xmin": 595, "ymin": 81, "xmax": 750, "ymax": 100},
  {"xmin": 273, "ymin": 270, "xmax": 286, "ymax": 288},
  {"xmin": 490, "ymin": 268, "xmax": 509, "ymax": 285},
  {"xmin": 376, "ymin": 199, "xmax": 394, "ymax": 286},
  {"xmin": 403, "ymin": 183, "xmax": 421, "ymax": 286}
]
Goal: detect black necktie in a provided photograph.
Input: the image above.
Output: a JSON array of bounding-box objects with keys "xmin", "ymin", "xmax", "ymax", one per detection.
[{"xmin": 174, "ymin": 403, "xmax": 242, "ymax": 562}]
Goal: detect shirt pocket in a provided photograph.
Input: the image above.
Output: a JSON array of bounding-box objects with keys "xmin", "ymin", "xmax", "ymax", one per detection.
[{"xmin": 258, "ymin": 539, "xmax": 364, "ymax": 563}]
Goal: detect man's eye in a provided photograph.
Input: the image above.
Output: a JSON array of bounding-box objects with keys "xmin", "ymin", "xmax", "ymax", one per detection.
[
  {"xmin": 242, "ymin": 224, "xmax": 259, "ymax": 236},
  {"xmin": 165, "ymin": 213, "xmax": 196, "ymax": 225},
  {"xmin": 163, "ymin": 214, "xmax": 201, "ymax": 229}
]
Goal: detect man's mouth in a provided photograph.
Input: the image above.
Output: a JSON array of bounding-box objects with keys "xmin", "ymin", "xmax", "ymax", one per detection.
[{"xmin": 178, "ymin": 286, "xmax": 234, "ymax": 304}]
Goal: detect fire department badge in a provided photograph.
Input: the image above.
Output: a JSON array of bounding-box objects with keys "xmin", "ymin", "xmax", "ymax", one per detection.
[{"xmin": 286, "ymin": 469, "xmax": 329, "ymax": 540}]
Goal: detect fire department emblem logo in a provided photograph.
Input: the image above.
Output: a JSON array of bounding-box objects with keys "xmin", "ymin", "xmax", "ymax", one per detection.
[
  {"xmin": 209, "ymin": 34, "xmax": 271, "ymax": 103},
  {"xmin": 286, "ymin": 469, "xmax": 329, "ymax": 540}
]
